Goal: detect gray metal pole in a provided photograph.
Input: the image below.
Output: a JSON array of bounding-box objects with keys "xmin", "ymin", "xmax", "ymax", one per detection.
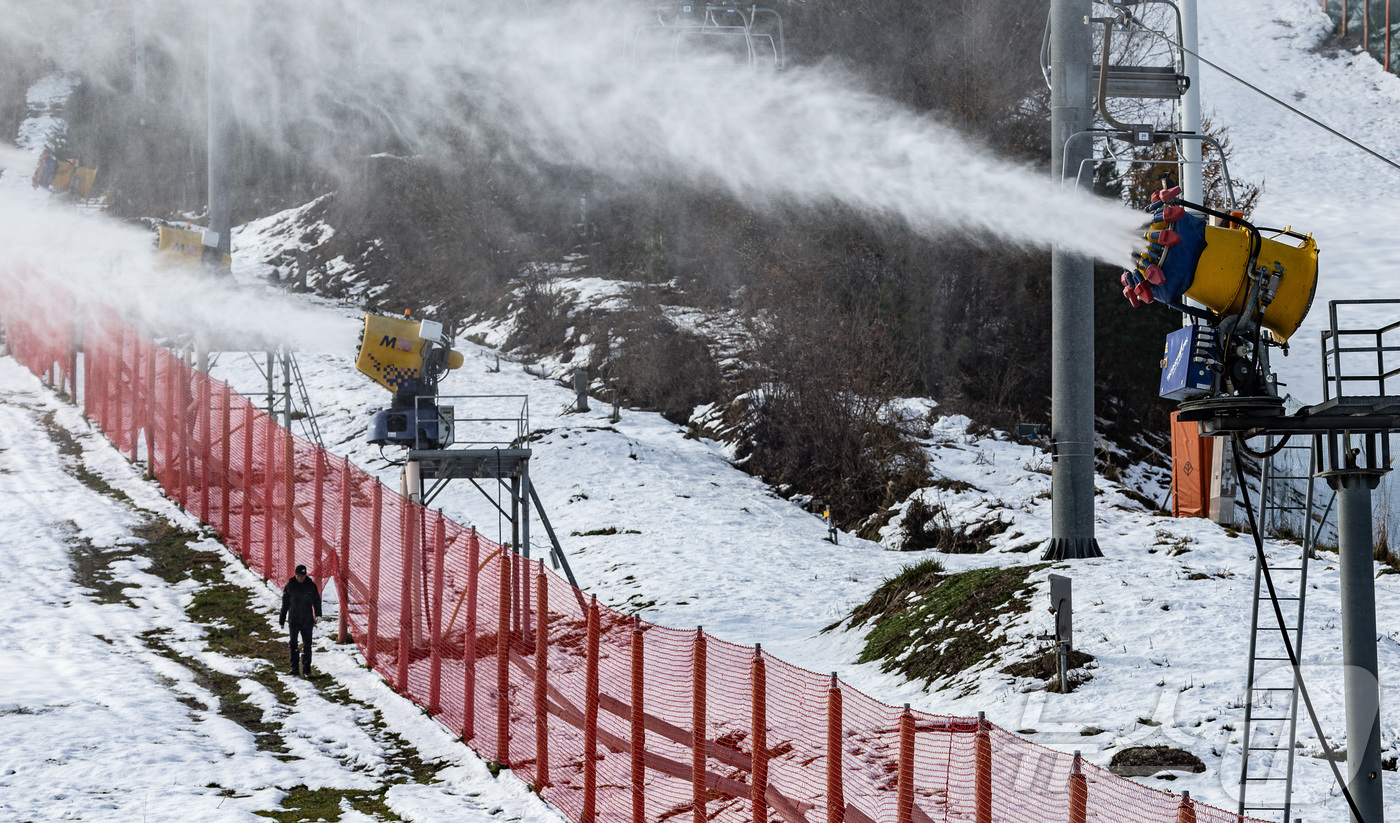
[
  {"xmin": 265, "ymin": 350, "xmax": 275, "ymax": 417},
  {"xmin": 206, "ymin": 2, "xmax": 233, "ymax": 267},
  {"xmin": 1045, "ymin": 0, "xmax": 1102, "ymax": 560},
  {"xmin": 1329, "ymin": 470, "xmax": 1384, "ymax": 823},
  {"xmin": 282, "ymin": 350, "xmax": 293, "ymax": 430},
  {"xmin": 1178, "ymin": 0, "xmax": 1203, "ymax": 206}
]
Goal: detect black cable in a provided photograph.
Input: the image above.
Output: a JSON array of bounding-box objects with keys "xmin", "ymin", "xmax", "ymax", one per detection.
[
  {"xmin": 1231, "ymin": 439, "xmax": 1367, "ymax": 823},
  {"xmin": 1233, "ymin": 431, "xmax": 1292, "ymax": 460},
  {"xmin": 1119, "ymin": 8, "xmax": 1400, "ymax": 175}
]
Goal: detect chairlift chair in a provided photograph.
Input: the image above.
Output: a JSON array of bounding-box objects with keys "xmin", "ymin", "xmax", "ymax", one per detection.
[
  {"xmin": 631, "ymin": 3, "xmax": 786, "ymax": 69},
  {"xmin": 1041, "ymin": 0, "xmax": 1190, "ymax": 101}
]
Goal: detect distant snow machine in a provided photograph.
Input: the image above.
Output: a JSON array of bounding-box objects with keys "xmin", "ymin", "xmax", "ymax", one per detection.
[
  {"xmin": 1120, "ymin": 185, "xmax": 1319, "ymax": 416},
  {"xmin": 356, "ymin": 312, "xmax": 465, "ymax": 448}
]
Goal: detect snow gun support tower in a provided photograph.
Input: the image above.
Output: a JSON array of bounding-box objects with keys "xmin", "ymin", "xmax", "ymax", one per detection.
[
  {"xmin": 354, "ymin": 313, "xmax": 579, "ymax": 589},
  {"xmin": 1126, "ymin": 200, "xmax": 1399, "ymax": 822}
]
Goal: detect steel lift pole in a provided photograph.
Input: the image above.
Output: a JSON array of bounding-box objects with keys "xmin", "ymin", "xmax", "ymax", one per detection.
[
  {"xmin": 206, "ymin": 1, "xmax": 233, "ymax": 268},
  {"xmin": 1178, "ymin": 0, "xmax": 1203, "ymax": 206},
  {"xmin": 1328, "ymin": 463, "xmax": 1385, "ymax": 823},
  {"xmin": 1046, "ymin": 0, "xmax": 1103, "ymax": 559}
]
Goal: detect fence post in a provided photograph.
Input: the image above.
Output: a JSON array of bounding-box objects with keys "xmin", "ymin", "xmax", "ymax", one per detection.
[
  {"xmin": 98, "ymin": 324, "xmax": 110, "ymax": 437},
  {"xmin": 898, "ymin": 705, "xmax": 914, "ymax": 823},
  {"xmin": 631, "ymin": 616, "xmax": 645, "ymax": 823},
  {"xmin": 262, "ymin": 416, "xmax": 276, "ymax": 577},
  {"xmin": 367, "ymin": 483, "xmax": 383, "ymax": 670},
  {"xmin": 975, "ymin": 713, "xmax": 991, "ymax": 823},
  {"xmin": 241, "ymin": 403, "xmax": 254, "ymax": 562},
  {"xmin": 827, "ymin": 673, "xmax": 844, "ymax": 823},
  {"xmin": 200, "ymin": 373, "xmax": 211, "ymax": 523},
  {"xmin": 127, "ymin": 329, "xmax": 139, "ymax": 462},
  {"xmin": 220, "ymin": 383, "xmax": 231, "ymax": 538},
  {"xmin": 429, "ymin": 510, "xmax": 446, "ymax": 715},
  {"xmin": 1068, "ymin": 751, "xmax": 1087, "ymax": 823},
  {"xmin": 534, "ymin": 560, "xmax": 549, "ymax": 790},
  {"xmin": 693, "ymin": 627, "xmax": 707, "ymax": 823},
  {"xmin": 583, "ymin": 595, "xmax": 601, "ymax": 823},
  {"xmin": 464, "ymin": 527, "xmax": 479, "ymax": 741},
  {"xmin": 396, "ymin": 499, "xmax": 414, "ymax": 694},
  {"xmin": 497, "ymin": 543, "xmax": 512, "ymax": 765},
  {"xmin": 338, "ymin": 457, "xmax": 351, "ymax": 644},
  {"xmin": 1176, "ymin": 790, "xmax": 1196, "ymax": 823},
  {"xmin": 144, "ymin": 341, "xmax": 155, "ymax": 481},
  {"xmin": 69, "ymin": 307, "xmax": 80, "ymax": 408},
  {"xmin": 283, "ymin": 427, "xmax": 296, "ymax": 582},
  {"xmin": 164, "ymin": 355, "xmax": 176, "ymax": 495},
  {"xmin": 312, "ymin": 450, "xmax": 324, "ymax": 579},
  {"xmin": 176, "ymin": 361, "xmax": 189, "ymax": 505},
  {"xmin": 752, "ymin": 645, "xmax": 768, "ymax": 823}
]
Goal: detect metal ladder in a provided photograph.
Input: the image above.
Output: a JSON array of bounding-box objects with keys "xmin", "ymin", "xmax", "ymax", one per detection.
[
  {"xmin": 247, "ymin": 348, "xmax": 324, "ymax": 449},
  {"xmin": 1236, "ymin": 436, "xmax": 1334, "ymax": 822},
  {"xmin": 285, "ymin": 350, "xmax": 324, "ymax": 448}
]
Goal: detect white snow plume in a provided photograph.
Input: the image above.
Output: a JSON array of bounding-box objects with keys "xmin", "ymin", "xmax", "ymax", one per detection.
[
  {"xmin": 0, "ymin": 0, "xmax": 1142, "ymax": 262},
  {"xmin": 0, "ymin": 143, "xmax": 35, "ymax": 171},
  {"xmin": 0, "ymin": 192, "xmax": 356, "ymax": 353}
]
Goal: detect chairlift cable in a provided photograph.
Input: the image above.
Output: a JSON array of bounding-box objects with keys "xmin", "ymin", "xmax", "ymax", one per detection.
[
  {"xmin": 1118, "ymin": 8, "xmax": 1400, "ymax": 175},
  {"xmin": 1230, "ymin": 439, "xmax": 1368, "ymax": 823}
]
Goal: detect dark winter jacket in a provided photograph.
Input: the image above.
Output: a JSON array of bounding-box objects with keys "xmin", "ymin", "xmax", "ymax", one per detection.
[{"xmin": 280, "ymin": 576, "xmax": 322, "ymax": 626}]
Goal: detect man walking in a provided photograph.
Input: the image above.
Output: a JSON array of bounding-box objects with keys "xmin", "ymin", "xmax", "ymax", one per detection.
[{"xmin": 280, "ymin": 564, "xmax": 322, "ymax": 678}]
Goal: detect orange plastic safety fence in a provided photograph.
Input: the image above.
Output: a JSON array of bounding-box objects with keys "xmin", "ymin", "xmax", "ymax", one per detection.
[{"xmin": 0, "ymin": 279, "xmax": 1269, "ymax": 823}]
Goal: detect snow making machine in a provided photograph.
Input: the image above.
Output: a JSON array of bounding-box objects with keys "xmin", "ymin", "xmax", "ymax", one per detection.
[
  {"xmin": 1119, "ymin": 185, "xmax": 1319, "ymax": 417},
  {"xmin": 355, "ymin": 312, "xmax": 465, "ymax": 449}
]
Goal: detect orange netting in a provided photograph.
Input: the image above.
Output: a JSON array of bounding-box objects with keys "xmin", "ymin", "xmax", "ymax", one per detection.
[{"xmin": 0, "ymin": 276, "xmax": 1264, "ymax": 823}]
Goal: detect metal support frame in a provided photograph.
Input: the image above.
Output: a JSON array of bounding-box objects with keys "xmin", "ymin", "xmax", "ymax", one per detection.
[{"xmin": 412, "ymin": 446, "xmax": 578, "ymax": 592}]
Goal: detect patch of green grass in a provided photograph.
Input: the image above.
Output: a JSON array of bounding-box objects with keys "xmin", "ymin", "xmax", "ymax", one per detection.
[
  {"xmin": 68, "ymin": 533, "xmax": 139, "ymax": 606},
  {"xmin": 571, "ymin": 526, "xmax": 639, "ymax": 536},
  {"xmin": 38, "ymin": 410, "xmax": 132, "ymax": 504},
  {"xmin": 253, "ymin": 785, "xmax": 404, "ymax": 822},
  {"xmin": 845, "ymin": 561, "xmax": 1047, "ymax": 687},
  {"xmin": 143, "ymin": 629, "xmax": 289, "ymax": 753}
]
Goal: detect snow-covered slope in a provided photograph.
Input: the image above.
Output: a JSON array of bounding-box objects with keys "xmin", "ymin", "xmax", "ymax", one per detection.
[
  {"xmin": 1199, "ymin": 1, "xmax": 1400, "ymax": 401},
  {"xmin": 0, "ymin": 356, "xmax": 564, "ymax": 823}
]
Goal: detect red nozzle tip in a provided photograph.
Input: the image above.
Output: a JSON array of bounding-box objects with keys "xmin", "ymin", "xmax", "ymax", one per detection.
[
  {"xmin": 1134, "ymin": 281, "xmax": 1156, "ymax": 304},
  {"xmin": 1123, "ymin": 285, "xmax": 1141, "ymax": 307},
  {"xmin": 1159, "ymin": 186, "xmax": 1182, "ymax": 203},
  {"xmin": 1144, "ymin": 264, "xmax": 1165, "ymax": 285},
  {"xmin": 1161, "ymin": 205, "xmax": 1186, "ymax": 222},
  {"xmin": 1149, "ymin": 229, "xmax": 1181, "ymax": 247}
]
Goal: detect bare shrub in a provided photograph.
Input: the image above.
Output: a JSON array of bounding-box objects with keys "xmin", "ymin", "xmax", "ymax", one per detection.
[
  {"xmin": 731, "ymin": 296, "xmax": 927, "ymax": 529},
  {"xmin": 589, "ymin": 303, "xmax": 722, "ymax": 425}
]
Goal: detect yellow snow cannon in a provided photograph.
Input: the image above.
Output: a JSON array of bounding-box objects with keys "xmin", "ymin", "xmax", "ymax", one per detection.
[
  {"xmin": 1121, "ymin": 189, "xmax": 1319, "ymax": 344},
  {"xmin": 357, "ymin": 312, "xmax": 466, "ymax": 450},
  {"xmin": 355, "ymin": 313, "xmax": 465, "ymax": 394}
]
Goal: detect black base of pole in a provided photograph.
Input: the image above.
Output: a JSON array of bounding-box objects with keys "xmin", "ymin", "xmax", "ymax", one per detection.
[{"xmin": 1041, "ymin": 537, "xmax": 1103, "ymax": 560}]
